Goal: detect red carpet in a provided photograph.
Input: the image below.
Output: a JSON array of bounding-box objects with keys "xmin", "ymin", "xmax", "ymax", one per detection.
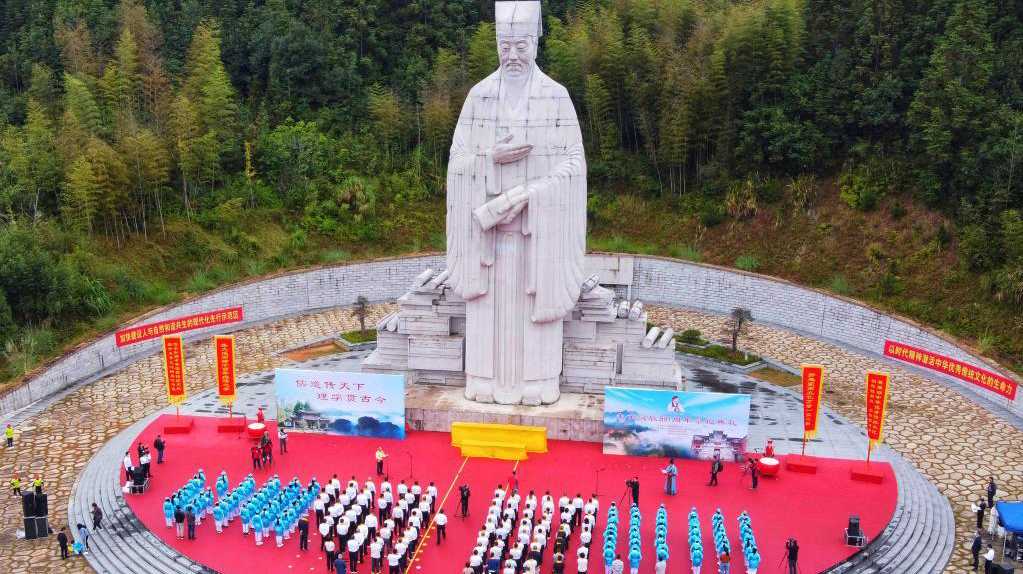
[{"xmin": 125, "ymin": 415, "xmax": 896, "ymax": 574}]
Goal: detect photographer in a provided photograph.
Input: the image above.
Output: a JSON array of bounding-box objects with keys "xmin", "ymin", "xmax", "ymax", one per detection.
[
  {"xmin": 626, "ymin": 477, "xmax": 640, "ymax": 505},
  {"xmin": 784, "ymin": 538, "xmax": 799, "ymax": 574}
]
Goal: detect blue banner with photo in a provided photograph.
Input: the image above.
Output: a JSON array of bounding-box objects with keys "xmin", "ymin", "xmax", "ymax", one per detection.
[
  {"xmin": 603, "ymin": 387, "xmax": 750, "ymax": 460},
  {"xmin": 274, "ymin": 368, "xmax": 406, "ymax": 439}
]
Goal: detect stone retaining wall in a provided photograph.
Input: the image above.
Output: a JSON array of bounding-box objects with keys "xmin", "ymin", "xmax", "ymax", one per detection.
[
  {"xmin": 3, "ymin": 253, "xmax": 1019, "ymax": 418},
  {"xmin": 632, "ymin": 256, "xmax": 1022, "ymax": 415}
]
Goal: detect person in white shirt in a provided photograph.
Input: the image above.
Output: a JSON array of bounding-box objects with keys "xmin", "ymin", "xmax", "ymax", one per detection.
[
  {"xmin": 365, "ymin": 512, "xmax": 378, "ymax": 539},
  {"xmin": 392, "ymin": 504, "xmax": 404, "ymax": 530},
  {"xmin": 469, "ymin": 549, "xmax": 484, "ymax": 572},
  {"xmin": 654, "ymin": 557, "xmax": 667, "ymax": 574},
  {"xmin": 324, "ymin": 539, "xmax": 337, "ymax": 570},
  {"xmin": 435, "ymin": 509, "xmax": 447, "ymax": 544},
  {"xmin": 580, "ymin": 525, "xmax": 592, "ymax": 549},
  {"xmin": 409, "ymin": 510, "xmax": 422, "ymax": 530},
  {"xmin": 397, "ymin": 480, "xmax": 409, "ymax": 497},
  {"xmin": 394, "ymin": 539, "xmax": 409, "ymax": 570},
  {"xmin": 577, "ymin": 552, "xmax": 589, "ymax": 573},
  {"xmin": 411, "ymin": 481, "xmax": 422, "ymax": 501},
  {"xmin": 377, "ymin": 492, "xmax": 389, "ymax": 522},
  {"xmin": 318, "ymin": 520, "xmax": 330, "ymax": 550},
  {"xmin": 370, "ymin": 537, "xmax": 384, "ymax": 571},
  {"xmin": 611, "ymin": 555, "xmax": 625, "ymax": 574},
  {"xmin": 427, "ymin": 482, "xmax": 438, "ymax": 509},
  {"xmin": 387, "ymin": 550, "xmax": 400, "ymax": 574},
  {"xmin": 365, "ymin": 478, "xmax": 377, "ymax": 507},
  {"xmin": 572, "ymin": 494, "xmax": 585, "ymax": 527},
  {"xmin": 347, "ymin": 536, "xmax": 360, "ymax": 572}
]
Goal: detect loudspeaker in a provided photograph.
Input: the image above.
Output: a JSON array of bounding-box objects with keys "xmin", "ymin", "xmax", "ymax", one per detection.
[
  {"xmin": 34, "ymin": 493, "xmax": 48, "ymax": 517},
  {"xmin": 34, "ymin": 516, "xmax": 49, "ymax": 538},
  {"xmin": 847, "ymin": 515, "xmax": 861, "ymax": 538},
  {"xmin": 23, "ymin": 517, "xmax": 39, "ymax": 539},
  {"xmin": 21, "ymin": 492, "xmax": 35, "ymax": 518}
]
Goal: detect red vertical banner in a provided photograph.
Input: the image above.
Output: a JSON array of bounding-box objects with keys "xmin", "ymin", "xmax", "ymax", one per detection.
[
  {"xmin": 162, "ymin": 335, "xmax": 187, "ymax": 405},
  {"xmin": 215, "ymin": 335, "xmax": 236, "ymax": 405},
  {"xmin": 865, "ymin": 372, "xmax": 890, "ymax": 446},
  {"xmin": 801, "ymin": 364, "xmax": 825, "ymax": 440}
]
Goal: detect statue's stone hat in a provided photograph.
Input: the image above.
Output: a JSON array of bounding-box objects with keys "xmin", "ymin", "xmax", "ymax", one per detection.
[{"xmin": 495, "ymin": 1, "xmax": 542, "ymax": 38}]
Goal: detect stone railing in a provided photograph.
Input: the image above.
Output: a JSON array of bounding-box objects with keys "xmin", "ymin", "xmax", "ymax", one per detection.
[{"xmin": 2, "ymin": 253, "xmax": 1019, "ymax": 418}]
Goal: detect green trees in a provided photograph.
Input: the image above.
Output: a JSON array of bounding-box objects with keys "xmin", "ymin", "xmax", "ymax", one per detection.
[{"xmin": 908, "ymin": 0, "xmax": 999, "ymax": 207}]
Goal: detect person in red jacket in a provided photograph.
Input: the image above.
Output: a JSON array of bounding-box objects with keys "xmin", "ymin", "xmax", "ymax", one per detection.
[{"xmin": 251, "ymin": 445, "xmax": 262, "ymax": 470}]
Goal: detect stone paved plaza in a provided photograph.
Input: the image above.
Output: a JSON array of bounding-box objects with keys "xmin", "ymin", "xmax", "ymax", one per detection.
[{"xmin": 0, "ymin": 301, "xmax": 1017, "ymax": 573}]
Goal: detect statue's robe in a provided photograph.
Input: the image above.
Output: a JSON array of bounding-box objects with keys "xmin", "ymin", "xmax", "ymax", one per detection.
[{"xmin": 445, "ymin": 64, "xmax": 587, "ymax": 405}]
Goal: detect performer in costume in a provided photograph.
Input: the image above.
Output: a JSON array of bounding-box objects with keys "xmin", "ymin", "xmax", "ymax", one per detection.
[{"xmin": 662, "ymin": 459, "xmax": 678, "ymax": 495}]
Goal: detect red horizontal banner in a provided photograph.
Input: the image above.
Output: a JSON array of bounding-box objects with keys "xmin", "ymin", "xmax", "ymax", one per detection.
[
  {"xmin": 884, "ymin": 340, "xmax": 1017, "ymax": 400},
  {"xmin": 116, "ymin": 307, "xmax": 244, "ymax": 347}
]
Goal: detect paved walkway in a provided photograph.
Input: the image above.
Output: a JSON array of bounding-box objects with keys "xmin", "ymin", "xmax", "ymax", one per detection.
[{"xmin": 0, "ymin": 301, "xmax": 1014, "ymax": 573}]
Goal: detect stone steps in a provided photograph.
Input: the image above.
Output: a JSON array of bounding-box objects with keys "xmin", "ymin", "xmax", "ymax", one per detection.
[
  {"xmin": 68, "ymin": 412, "xmax": 211, "ymax": 574},
  {"xmin": 824, "ymin": 448, "xmax": 954, "ymax": 574}
]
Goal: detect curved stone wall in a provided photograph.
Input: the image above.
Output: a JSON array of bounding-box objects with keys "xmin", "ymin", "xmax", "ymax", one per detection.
[{"xmin": 3, "ymin": 253, "xmax": 1019, "ymax": 418}]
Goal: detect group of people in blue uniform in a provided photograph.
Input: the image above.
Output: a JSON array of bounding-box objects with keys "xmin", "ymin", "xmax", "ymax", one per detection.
[
  {"xmin": 688, "ymin": 508, "xmax": 705, "ymax": 573},
  {"xmin": 711, "ymin": 509, "xmax": 732, "ymax": 573},
  {"xmin": 653, "ymin": 504, "xmax": 669, "ymax": 572},
  {"xmin": 162, "ymin": 469, "xmax": 214, "ymax": 534},
  {"xmin": 736, "ymin": 511, "xmax": 761, "ymax": 573},
  {"xmin": 626, "ymin": 504, "xmax": 642, "ymax": 573}
]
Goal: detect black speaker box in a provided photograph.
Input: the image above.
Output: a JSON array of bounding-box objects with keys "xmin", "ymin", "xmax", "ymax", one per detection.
[
  {"xmin": 23, "ymin": 517, "xmax": 38, "ymax": 539},
  {"xmin": 21, "ymin": 492, "xmax": 35, "ymax": 518},
  {"xmin": 34, "ymin": 516, "xmax": 49, "ymax": 538},
  {"xmin": 34, "ymin": 493, "xmax": 48, "ymax": 517},
  {"xmin": 848, "ymin": 515, "xmax": 861, "ymax": 537}
]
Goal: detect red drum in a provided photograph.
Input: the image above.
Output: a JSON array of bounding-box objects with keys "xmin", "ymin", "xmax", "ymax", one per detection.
[
  {"xmin": 247, "ymin": 422, "xmax": 266, "ymax": 440},
  {"xmin": 757, "ymin": 457, "xmax": 780, "ymax": 477}
]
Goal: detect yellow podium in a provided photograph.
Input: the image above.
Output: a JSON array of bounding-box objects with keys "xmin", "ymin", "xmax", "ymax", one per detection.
[{"xmin": 451, "ymin": 422, "xmax": 548, "ymax": 461}]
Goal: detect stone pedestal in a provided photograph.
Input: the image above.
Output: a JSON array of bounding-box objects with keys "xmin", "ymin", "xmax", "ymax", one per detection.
[{"xmin": 363, "ymin": 269, "xmax": 682, "ymax": 398}]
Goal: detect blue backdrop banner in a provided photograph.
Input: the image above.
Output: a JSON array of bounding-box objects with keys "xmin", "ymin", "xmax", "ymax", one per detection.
[
  {"xmin": 274, "ymin": 368, "xmax": 406, "ymax": 439},
  {"xmin": 603, "ymin": 387, "xmax": 750, "ymax": 460}
]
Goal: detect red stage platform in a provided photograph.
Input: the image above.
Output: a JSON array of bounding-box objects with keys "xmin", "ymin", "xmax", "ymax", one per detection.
[{"xmin": 126, "ymin": 415, "xmax": 897, "ymax": 574}]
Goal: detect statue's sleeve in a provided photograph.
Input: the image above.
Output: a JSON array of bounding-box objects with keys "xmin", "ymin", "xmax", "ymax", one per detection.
[
  {"xmin": 445, "ymin": 88, "xmax": 493, "ymax": 300},
  {"xmin": 526, "ymin": 86, "xmax": 587, "ymax": 322}
]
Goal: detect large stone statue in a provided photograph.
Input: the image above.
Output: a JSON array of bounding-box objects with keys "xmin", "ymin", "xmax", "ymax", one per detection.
[{"xmin": 445, "ymin": 1, "xmax": 586, "ymax": 405}]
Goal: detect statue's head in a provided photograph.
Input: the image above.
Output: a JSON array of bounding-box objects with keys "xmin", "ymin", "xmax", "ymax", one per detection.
[{"xmin": 495, "ymin": 1, "xmax": 541, "ymax": 80}]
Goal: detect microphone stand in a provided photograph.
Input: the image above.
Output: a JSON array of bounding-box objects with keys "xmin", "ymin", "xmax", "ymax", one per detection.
[{"xmin": 405, "ymin": 451, "xmax": 413, "ymax": 482}]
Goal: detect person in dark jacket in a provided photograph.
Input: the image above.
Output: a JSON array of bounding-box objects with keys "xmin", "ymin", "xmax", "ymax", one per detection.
[
  {"xmin": 186, "ymin": 506, "xmax": 197, "ymax": 540},
  {"xmin": 174, "ymin": 506, "xmax": 186, "ymax": 539},
  {"xmin": 298, "ymin": 515, "xmax": 309, "ymax": 551},
  {"xmin": 91, "ymin": 503, "xmax": 104, "ymax": 530},
  {"xmin": 987, "ymin": 478, "xmax": 997, "ymax": 509},
  {"xmin": 972, "ymin": 530, "xmax": 983, "ymax": 571},
  {"xmin": 57, "ymin": 527, "xmax": 69, "ymax": 559},
  {"xmin": 154, "ymin": 435, "xmax": 166, "ymax": 463}
]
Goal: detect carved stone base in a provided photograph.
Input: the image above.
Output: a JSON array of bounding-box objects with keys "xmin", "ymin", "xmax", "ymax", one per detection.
[{"xmin": 362, "ymin": 268, "xmax": 682, "ymax": 403}]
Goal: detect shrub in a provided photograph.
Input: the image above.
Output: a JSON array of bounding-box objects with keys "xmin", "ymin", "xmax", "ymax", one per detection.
[
  {"xmin": 669, "ymin": 244, "xmax": 702, "ymax": 262},
  {"xmin": 679, "ymin": 329, "xmax": 704, "ymax": 345},
  {"xmin": 786, "ymin": 174, "xmax": 819, "ymax": 213},
  {"xmin": 725, "ymin": 176, "xmax": 758, "ymax": 220},
  {"xmin": 735, "ymin": 254, "xmax": 760, "ymax": 272},
  {"xmin": 959, "ymin": 224, "xmax": 999, "ymax": 271},
  {"xmin": 829, "ymin": 274, "xmax": 851, "ymax": 295},
  {"xmin": 699, "ymin": 203, "xmax": 726, "ymax": 227},
  {"xmin": 839, "ymin": 159, "xmax": 892, "ymax": 211}
]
